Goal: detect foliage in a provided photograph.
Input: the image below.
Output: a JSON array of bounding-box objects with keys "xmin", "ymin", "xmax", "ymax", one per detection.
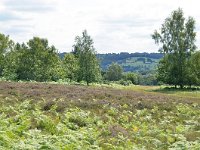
[
  {"xmin": 118, "ymin": 79, "xmax": 132, "ymax": 86},
  {"xmin": 0, "ymin": 97, "xmax": 199, "ymax": 149},
  {"xmin": 152, "ymin": 8, "xmax": 197, "ymax": 88},
  {"xmin": 0, "ymin": 33, "xmax": 14, "ymax": 76},
  {"xmin": 96, "ymin": 52, "xmax": 163, "ymax": 72},
  {"xmin": 123, "ymin": 72, "xmax": 138, "ymax": 84},
  {"xmin": 138, "ymin": 73, "xmax": 158, "ymax": 85},
  {"xmin": 2, "ymin": 38, "xmax": 64, "ymax": 81},
  {"xmin": 105, "ymin": 63, "xmax": 123, "ymax": 81},
  {"xmin": 0, "ymin": 32, "xmax": 162, "ymax": 85},
  {"xmin": 188, "ymin": 51, "xmax": 200, "ymax": 86},
  {"xmin": 74, "ymin": 30, "xmax": 102, "ymax": 85},
  {"xmin": 2, "ymin": 47, "xmax": 19, "ymax": 80},
  {"xmin": 62, "ymin": 53, "xmax": 78, "ymax": 81},
  {"xmin": 20, "ymin": 37, "xmax": 63, "ymax": 81}
]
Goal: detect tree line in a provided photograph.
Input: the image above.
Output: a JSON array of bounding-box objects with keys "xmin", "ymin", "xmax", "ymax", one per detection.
[
  {"xmin": 0, "ymin": 30, "xmax": 101, "ymax": 85},
  {"xmin": 0, "ymin": 30, "xmax": 142, "ymax": 85},
  {"xmin": 0, "ymin": 8, "xmax": 200, "ymax": 88},
  {"xmin": 0, "ymin": 30, "xmax": 157, "ymax": 86}
]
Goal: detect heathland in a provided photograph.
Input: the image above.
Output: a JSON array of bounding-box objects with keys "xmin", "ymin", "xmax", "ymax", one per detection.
[
  {"xmin": 0, "ymin": 81, "xmax": 199, "ymax": 149},
  {"xmin": 0, "ymin": 8, "xmax": 200, "ymax": 149}
]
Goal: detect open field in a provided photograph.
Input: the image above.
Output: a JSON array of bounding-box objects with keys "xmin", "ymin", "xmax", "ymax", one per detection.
[{"xmin": 0, "ymin": 81, "xmax": 200, "ymax": 149}]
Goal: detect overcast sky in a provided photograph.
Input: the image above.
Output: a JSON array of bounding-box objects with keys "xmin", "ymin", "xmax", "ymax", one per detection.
[{"xmin": 0, "ymin": 0, "xmax": 200, "ymax": 53}]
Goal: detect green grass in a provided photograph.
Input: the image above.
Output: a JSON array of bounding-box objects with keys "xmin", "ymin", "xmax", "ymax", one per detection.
[
  {"xmin": 153, "ymin": 88, "xmax": 200, "ymax": 99},
  {"xmin": 101, "ymin": 83, "xmax": 200, "ymax": 99}
]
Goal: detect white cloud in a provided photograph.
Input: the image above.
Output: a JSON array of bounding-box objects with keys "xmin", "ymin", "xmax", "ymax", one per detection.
[{"xmin": 0, "ymin": 0, "xmax": 200, "ymax": 53}]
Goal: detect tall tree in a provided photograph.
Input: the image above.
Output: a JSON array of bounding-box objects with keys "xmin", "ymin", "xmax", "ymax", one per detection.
[
  {"xmin": 0, "ymin": 33, "xmax": 14, "ymax": 76},
  {"xmin": 2, "ymin": 43, "xmax": 21, "ymax": 80},
  {"xmin": 152, "ymin": 8, "xmax": 196, "ymax": 88},
  {"xmin": 16, "ymin": 37, "xmax": 63, "ymax": 81},
  {"xmin": 74, "ymin": 30, "xmax": 101, "ymax": 85}
]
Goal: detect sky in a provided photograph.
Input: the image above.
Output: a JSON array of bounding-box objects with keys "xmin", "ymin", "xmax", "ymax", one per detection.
[{"xmin": 0, "ymin": 0, "xmax": 200, "ymax": 53}]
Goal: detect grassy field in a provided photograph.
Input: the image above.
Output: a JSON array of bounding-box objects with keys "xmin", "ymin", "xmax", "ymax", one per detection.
[
  {"xmin": 0, "ymin": 81, "xmax": 200, "ymax": 149},
  {"xmin": 125, "ymin": 85, "xmax": 200, "ymax": 98}
]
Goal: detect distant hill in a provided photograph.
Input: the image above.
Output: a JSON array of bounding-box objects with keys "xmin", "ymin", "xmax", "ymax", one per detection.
[{"xmin": 59, "ymin": 52, "xmax": 163, "ymax": 73}]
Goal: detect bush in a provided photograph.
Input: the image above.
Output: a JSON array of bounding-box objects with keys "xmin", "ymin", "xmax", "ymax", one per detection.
[{"xmin": 119, "ymin": 80, "xmax": 132, "ymax": 86}]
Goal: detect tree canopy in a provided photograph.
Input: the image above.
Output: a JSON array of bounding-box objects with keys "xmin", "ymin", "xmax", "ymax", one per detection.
[
  {"xmin": 0, "ymin": 33, "xmax": 14, "ymax": 76},
  {"xmin": 105, "ymin": 63, "xmax": 123, "ymax": 81},
  {"xmin": 74, "ymin": 30, "xmax": 101, "ymax": 85},
  {"xmin": 152, "ymin": 8, "xmax": 197, "ymax": 88},
  {"xmin": 63, "ymin": 53, "xmax": 78, "ymax": 81}
]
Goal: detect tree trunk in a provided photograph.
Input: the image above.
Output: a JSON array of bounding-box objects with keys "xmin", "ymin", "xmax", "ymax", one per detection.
[{"xmin": 180, "ymin": 84, "xmax": 184, "ymax": 89}]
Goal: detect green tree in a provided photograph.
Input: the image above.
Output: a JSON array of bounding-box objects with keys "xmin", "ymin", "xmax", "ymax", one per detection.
[
  {"xmin": 63, "ymin": 53, "xmax": 78, "ymax": 81},
  {"xmin": 74, "ymin": 30, "xmax": 101, "ymax": 85},
  {"xmin": 152, "ymin": 8, "xmax": 196, "ymax": 88},
  {"xmin": 2, "ymin": 43, "xmax": 21, "ymax": 80},
  {"xmin": 140, "ymin": 74, "xmax": 158, "ymax": 85},
  {"xmin": 105, "ymin": 63, "xmax": 123, "ymax": 81},
  {"xmin": 188, "ymin": 51, "xmax": 200, "ymax": 86},
  {"xmin": 123, "ymin": 72, "xmax": 138, "ymax": 84},
  {"xmin": 16, "ymin": 37, "xmax": 63, "ymax": 81},
  {"xmin": 0, "ymin": 33, "xmax": 14, "ymax": 76}
]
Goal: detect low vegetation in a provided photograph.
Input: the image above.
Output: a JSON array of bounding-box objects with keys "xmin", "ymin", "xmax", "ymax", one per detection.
[{"xmin": 0, "ymin": 81, "xmax": 200, "ymax": 149}]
